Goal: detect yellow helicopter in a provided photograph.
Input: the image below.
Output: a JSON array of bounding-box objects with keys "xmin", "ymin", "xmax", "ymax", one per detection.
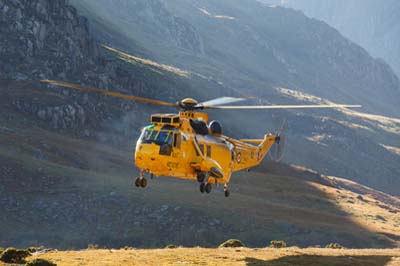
[{"xmin": 41, "ymin": 80, "xmax": 361, "ymax": 197}]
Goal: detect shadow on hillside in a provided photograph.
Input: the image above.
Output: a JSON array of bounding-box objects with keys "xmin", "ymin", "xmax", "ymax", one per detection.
[
  {"xmin": 232, "ymin": 162, "xmax": 397, "ymax": 248},
  {"xmin": 245, "ymin": 255, "xmax": 394, "ymax": 266}
]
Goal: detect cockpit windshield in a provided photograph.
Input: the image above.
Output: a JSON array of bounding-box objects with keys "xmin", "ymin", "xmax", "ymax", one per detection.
[{"xmin": 140, "ymin": 127, "xmax": 173, "ymax": 146}]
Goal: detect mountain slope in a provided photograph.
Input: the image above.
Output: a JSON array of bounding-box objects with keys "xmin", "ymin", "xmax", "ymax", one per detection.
[
  {"xmin": 67, "ymin": 0, "xmax": 400, "ymax": 196},
  {"xmin": 71, "ymin": 0, "xmax": 400, "ymax": 117},
  {"xmin": 278, "ymin": 0, "xmax": 400, "ymax": 78}
]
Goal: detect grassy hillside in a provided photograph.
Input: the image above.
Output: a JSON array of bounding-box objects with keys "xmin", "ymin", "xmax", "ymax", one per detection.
[{"xmin": 3, "ymin": 248, "xmax": 400, "ymax": 266}]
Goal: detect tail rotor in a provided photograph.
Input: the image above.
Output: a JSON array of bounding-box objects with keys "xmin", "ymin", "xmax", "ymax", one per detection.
[{"xmin": 269, "ymin": 119, "xmax": 287, "ymax": 162}]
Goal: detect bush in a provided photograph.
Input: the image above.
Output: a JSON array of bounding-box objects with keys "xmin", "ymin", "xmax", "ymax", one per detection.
[
  {"xmin": 269, "ymin": 240, "xmax": 287, "ymax": 248},
  {"xmin": 325, "ymin": 243, "xmax": 344, "ymax": 249},
  {"xmin": 27, "ymin": 246, "xmax": 44, "ymax": 253},
  {"xmin": 218, "ymin": 239, "xmax": 244, "ymax": 248},
  {"xmin": 87, "ymin": 244, "xmax": 99, "ymax": 250},
  {"xmin": 165, "ymin": 244, "xmax": 177, "ymax": 249},
  {"xmin": 0, "ymin": 247, "xmax": 31, "ymax": 263},
  {"xmin": 26, "ymin": 258, "xmax": 57, "ymax": 266}
]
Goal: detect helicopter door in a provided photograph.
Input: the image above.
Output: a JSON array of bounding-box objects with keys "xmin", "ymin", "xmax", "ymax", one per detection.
[
  {"xmin": 173, "ymin": 133, "xmax": 181, "ymax": 150},
  {"xmin": 172, "ymin": 133, "xmax": 182, "ymax": 158},
  {"xmin": 158, "ymin": 131, "xmax": 173, "ymax": 156}
]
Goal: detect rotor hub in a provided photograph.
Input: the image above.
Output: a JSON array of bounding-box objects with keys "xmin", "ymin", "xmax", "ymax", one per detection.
[{"xmin": 178, "ymin": 98, "xmax": 199, "ymax": 110}]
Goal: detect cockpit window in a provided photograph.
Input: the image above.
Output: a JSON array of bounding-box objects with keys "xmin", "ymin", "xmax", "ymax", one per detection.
[
  {"xmin": 141, "ymin": 127, "xmax": 173, "ymax": 146},
  {"xmin": 149, "ymin": 130, "xmax": 159, "ymax": 142},
  {"xmin": 155, "ymin": 131, "xmax": 169, "ymax": 145},
  {"xmin": 141, "ymin": 129, "xmax": 151, "ymax": 140}
]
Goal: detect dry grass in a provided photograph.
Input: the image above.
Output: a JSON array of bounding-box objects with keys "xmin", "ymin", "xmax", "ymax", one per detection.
[
  {"xmin": 102, "ymin": 45, "xmax": 190, "ymax": 77},
  {"xmin": 276, "ymin": 87, "xmax": 400, "ymax": 134},
  {"xmin": 381, "ymin": 144, "xmax": 400, "ymax": 156},
  {"xmin": 5, "ymin": 248, "xmax": 399, "ymax": 266},
  {"xmin": 308, "ymin": 176, "xmax": 400, "ymax": 240}
]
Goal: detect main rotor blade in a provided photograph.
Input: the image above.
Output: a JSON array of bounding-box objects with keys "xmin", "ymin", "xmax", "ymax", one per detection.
[
  {"xmin": 196, "ymin": 97, "xmax": 246, "ymax": 107},
  {"xmin": 41, "ymin": 80, "xmax": 178, "ymax": 107},
  {"xmin": 203, "ymin": 104, "xmax": 362, "ymax": 109}
]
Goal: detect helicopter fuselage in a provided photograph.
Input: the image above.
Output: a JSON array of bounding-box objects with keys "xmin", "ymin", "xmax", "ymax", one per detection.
[{"xmin": 134, "ymin": 111, "xmax": 277, "ymax": 185}]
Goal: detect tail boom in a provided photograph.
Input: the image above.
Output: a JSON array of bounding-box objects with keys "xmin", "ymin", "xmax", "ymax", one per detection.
[{"xmin": 231, "ymin": 134, "xmax": 277, "ymax": 172}]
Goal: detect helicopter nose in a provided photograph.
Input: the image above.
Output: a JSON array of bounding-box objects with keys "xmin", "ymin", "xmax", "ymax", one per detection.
[{"xmin": 135, "ymin": 143, "xmax": 160, "ymax": 169}]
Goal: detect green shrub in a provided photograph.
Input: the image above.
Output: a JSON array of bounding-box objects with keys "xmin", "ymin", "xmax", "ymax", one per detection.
[
  {"xmin": 269, "ymin": 240, "xmax": 287, "ymax": 248},
  {"xmin": 27, "ymin": 246, "xmax": 44, "ymax": 253},
  {"xmin": 26, "ymin": 258, "xmax": 57, "ymax": 266},
  {"xmin": 218, "ymin": 239, "xmax": 244, "ymax": 248},
  {"xmin": 325, "ymin": 243, "xmax": 344, "ymax": 249},
  {"xmin": 165, "ymin": 244, "xmax": 177, "ymax": 249},
  {"xmin": 0, "ymin": 247, "xmax": 31, "ymax": 263},
  {"xmin": 87, "ymin": 243, "xmax": 99, "ymax": 250}
]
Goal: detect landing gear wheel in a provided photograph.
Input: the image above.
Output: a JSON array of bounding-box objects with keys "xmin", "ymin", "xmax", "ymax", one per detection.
[
  {"xmin": 197, "ymin": 172, "xmax": 206, "ymax": 183},
  {"xmin": 223, "ymin": 184, "xmax": 229, "ymax": 197},
  {"xmin": 205, "ymin": 183, "xmax": 212, "ymax": 194},
  {"xmin": 140, "ymin": 178, "xmax": 147, "ymax": 188},
  {"xmin": 135, "ymin": 177, "xmax": 141, "ymax": 187},
  {"xmin": 200, "ymin": 183, "xmax": 205, "ymax": 193}
]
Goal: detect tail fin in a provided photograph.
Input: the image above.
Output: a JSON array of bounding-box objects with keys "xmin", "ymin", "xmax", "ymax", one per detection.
[
  {"xmin": 234, "ymin": 134, "xmax": 278, "ymax": 172},
  {"xmin": 257, "ymin": 134, "xmax": 279, "ymax": 162}
]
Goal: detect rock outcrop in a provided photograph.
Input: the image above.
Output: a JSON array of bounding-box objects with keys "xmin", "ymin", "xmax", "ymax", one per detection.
[
  {"xmin": 0, "ymin": 0, "xmax": 99, "ymax": 80},
  {"xmin": 0, "ymin": 0, "xmax": 158, "ymax": 132}
]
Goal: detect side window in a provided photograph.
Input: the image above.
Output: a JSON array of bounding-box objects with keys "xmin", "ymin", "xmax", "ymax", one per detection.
[
  {"xmin": 199, "ymin": 144, "xmax": 204, "ymax": 155},
  {"xmin": 173, "ymin": 133, "xmax": 181, "ymax": 148},
  {"xmin": 155, "ymin": 131, "xmax": 169, "ymax": 145},
  {"xmin": 165, "ymin": 133, "xmax": 173, "ymax": 145},
  {"xmin": 206, "ymin": 145, "xmax": 211, "ymax": 157}
]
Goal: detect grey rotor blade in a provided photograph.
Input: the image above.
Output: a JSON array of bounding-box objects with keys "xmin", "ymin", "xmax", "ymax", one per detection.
[
  {"xmin": 196, "ymin": 97, "xmax": 246, "ymax": 107},
  {"xmin": 202, "ymin": 104, "xmax": 362, "ymax": 110}
]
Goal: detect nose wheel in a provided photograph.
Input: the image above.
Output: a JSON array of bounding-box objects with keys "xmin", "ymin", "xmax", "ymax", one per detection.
[
  {"xmin": 135, "ymin": 171, "xmax": 148, "ymax": 188},
  {"xmin": 135, "ymin": 177, "xmax": 147, "ymax": 188}
]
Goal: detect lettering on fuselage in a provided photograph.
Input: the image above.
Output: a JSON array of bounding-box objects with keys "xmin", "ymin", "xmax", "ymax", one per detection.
[{"xmin": 167, "ymin": 162, "xmax": 179, "ymax": 169}]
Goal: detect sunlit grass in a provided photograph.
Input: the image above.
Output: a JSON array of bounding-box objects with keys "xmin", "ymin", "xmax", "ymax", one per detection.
[
  {"xmin": 102, "ymin": 45, "xmax": 190, "ymax": 77},
  {"xmin": 10, "ymin": 248, "xmax": 400, "ymax": 266}
]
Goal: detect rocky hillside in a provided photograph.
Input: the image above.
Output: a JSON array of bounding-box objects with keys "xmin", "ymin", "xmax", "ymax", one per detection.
[
  {"xmin": 72, "ymin": 0, "xmax": 400, "ymax": 117},
  {"xmin": 0, "ymin": 0, "xmax": 224, "ymax": 133},
  {"xmin": 277, "ymin": 0, "xmax": 400, "ymax": 78},
  {"xmin": 0, "ymin": 0, "xmax": 103, "ymax": 81}
]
